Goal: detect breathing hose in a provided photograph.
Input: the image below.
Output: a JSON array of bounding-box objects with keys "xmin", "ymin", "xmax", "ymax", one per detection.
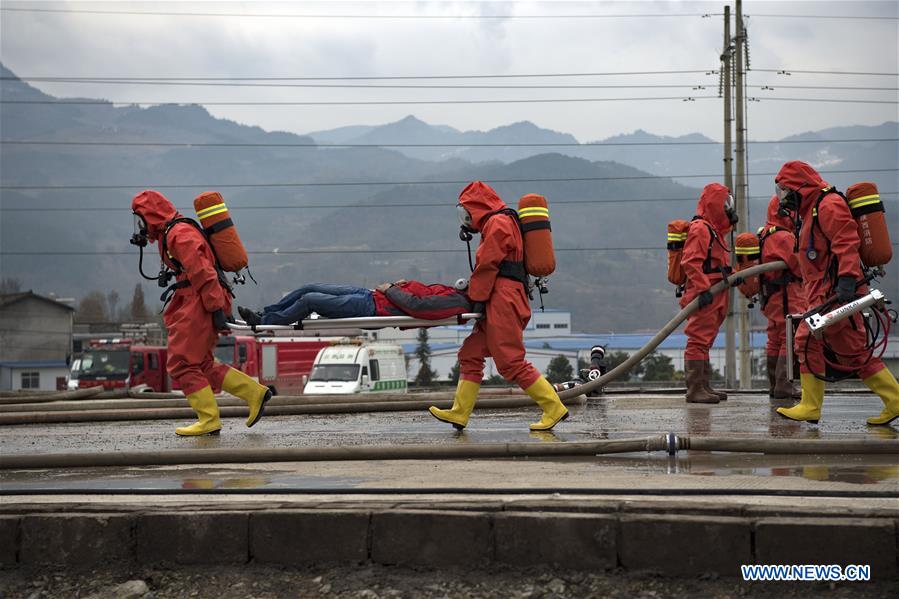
[
  {"xmin": 2, "ymin": 435, "xmax": 895, "ymax": 470},
  {"xmin": 557, "ymin": 261, "xmax": 789, "ymax": 401}
]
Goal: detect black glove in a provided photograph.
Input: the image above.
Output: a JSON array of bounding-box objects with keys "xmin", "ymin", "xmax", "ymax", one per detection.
[
  {"xmin": 697, "ymin": 291, "xmax": 714, "ymax": 309},
  {"xmin": 470, "ymin": 301, "xmax": 486, "ymax": 320},
  {"xmin": 212, "ymin": 309, "xmax": 230, "ymax": 331},
  {"xmin": 835, "ymin": 276, "xmax": 858, "ymax": 303}
]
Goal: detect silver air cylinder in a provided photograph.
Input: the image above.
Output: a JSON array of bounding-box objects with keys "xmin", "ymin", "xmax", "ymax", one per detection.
[{"xmin": 805, "ymin": 289, "xmax": 886, "ymax": 339}]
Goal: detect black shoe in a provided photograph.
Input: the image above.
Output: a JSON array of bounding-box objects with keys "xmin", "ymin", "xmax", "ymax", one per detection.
[{"xmin": 238, "ymin": 306, "xmax": 261, "ymax": 326}]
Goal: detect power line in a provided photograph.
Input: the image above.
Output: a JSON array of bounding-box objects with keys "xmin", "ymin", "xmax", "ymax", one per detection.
[
  {"xmin": 746, "ymin": 14, "xmax": 899, "ymax": 21},
  {"xmin": 3, "ymin": 193, "xmax": 896, "ymax": 212},
  {"xmin": 2, "ymin": 138, "xmax": 895, "ymax": 149},
  {"xmin": 0, "ymin": 96, "xmax": 720, "ymax": 106},
  {"xmin": 0, "ymin": 70, "xmax": 718, "ymax": 81},
  {"xmin": 753, "ymin": 68, "xmax": 899, "ymax": 77},
  {"xmin": 0, "ymin": 6, "xmax": 717, "ymax": 19},
  {"xmin": 1, "ymin": 247, "xmax": 665, "ymax": 256},
  {"xmin": 3, "ymin": 96, "xmax": 895, "ymax": 106},
  {"xmin": 752, "ymin": 97, "xmax": 899, "ymax": 105},
  {"xmin": 3, "ymin": 168, "xmax": 896, "ymax": 191},
  {"xmin": 0, "ymin": 197, "xmax": 701, "ymax": 212},
  {"xmin": 5, "ymin": 6, "xmax": 895, "ymax": 20},
  {"xmin": 5, "ymin": 243, "xmax": 898, "ymax": 257},
  {"xmin": 6, "ymin": 78, "xmax": 896, "ymax": 91}
]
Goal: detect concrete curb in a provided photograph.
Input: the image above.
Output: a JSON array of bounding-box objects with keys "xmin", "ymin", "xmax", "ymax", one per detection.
[{"xmin": 1, "ymin": 507, "xmax": 897, "ymax": 578}]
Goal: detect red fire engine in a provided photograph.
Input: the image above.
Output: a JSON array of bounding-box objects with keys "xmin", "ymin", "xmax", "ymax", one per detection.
[
  {"xmin": 214, "ymin": 335, "xmax": 335, "ymax": 395},
  {"xmin": 76, "ymin": 336, "xmax": 335, "ymax": 395},
  {"xmin": 76, "ymin": 339, "xmax": 168, "ymax": 391}
]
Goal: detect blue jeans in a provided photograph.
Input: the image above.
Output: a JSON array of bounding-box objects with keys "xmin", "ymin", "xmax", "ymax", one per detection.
[{"xmin": 261, "ymin": 284, "xmax": 375, "ymax": 325}]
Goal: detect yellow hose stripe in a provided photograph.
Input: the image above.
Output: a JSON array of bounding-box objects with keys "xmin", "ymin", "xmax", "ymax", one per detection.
[
  {"xmin": 197, "ymin": 206, "xmax": 229, "ymax": 219},
  {"xmin": 196, "ymin": 203, "xmax": 227, "ymax": 218}
]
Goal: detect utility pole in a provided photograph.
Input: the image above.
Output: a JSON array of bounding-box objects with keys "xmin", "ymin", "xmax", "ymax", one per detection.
[
  {"xmin": 722, "ymin": 5, "xmax": 736, "ymax": 389},
  {"xmin": 734, "ymin": 0, "xmax": 751, "ymax": 388}
]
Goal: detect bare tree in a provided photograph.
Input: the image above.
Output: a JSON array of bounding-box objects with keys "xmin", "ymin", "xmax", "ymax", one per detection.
[
  {"xmin": 0, "ymin": 277, "xmax": 22, "ymax": 294},
  {"xmin": 76, "ymin": 292, "xmax": 109, "ymax": 323}
]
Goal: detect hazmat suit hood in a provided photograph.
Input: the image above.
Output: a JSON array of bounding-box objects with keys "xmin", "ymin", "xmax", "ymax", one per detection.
[
  {"xmin": 458, "ymin": 181, "xmax": 507, "ymax": 232},
  {"xmin": 765, "ymin": 194, "xmax": 795, "ymax": 231},
  {"xmin": 696, "ymin": 182, "xmax": 734, "ymax": 234},
  {"xmin": 775, "ymin": 161, "xmax": 829, "ymax": 219},
  {"xmin": 132, "ymin": 190, "xmax": 180, "ymax": 242}
]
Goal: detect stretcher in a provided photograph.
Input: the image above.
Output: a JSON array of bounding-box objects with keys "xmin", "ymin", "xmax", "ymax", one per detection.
[{"xmin": 227, "ymin": 313, "xmax": 483, "ymax": 334}]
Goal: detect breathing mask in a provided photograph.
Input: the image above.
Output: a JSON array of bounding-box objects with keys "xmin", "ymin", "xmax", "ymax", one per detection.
[
  {"xmin": 131, "ymin": 213, "xmax": 149, "ymax": 247},
  {"xmin": 453, "ymin": 277, "xmax": 470, "ymax": 292},
  {"xmin": 724, "ymin": 193, "xmax": 739, "ymax": 226},
  {"xmin": 457, "ymin": 203, "xmax": 475, "ymax": 240},
  {"xmin": 776, "ymin": 182, "xmax": 803, "ymax": 216}
]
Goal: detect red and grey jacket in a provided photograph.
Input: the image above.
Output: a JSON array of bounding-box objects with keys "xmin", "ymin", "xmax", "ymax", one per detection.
[{"xmin": 378, "ymin": 281, "xmax": 472, "ymax": 319}]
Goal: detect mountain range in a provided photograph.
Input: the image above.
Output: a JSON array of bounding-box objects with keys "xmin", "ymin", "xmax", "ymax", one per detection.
[{"xmin": 1, "ymin": 63, "xmax": 896, "ymax": 334}]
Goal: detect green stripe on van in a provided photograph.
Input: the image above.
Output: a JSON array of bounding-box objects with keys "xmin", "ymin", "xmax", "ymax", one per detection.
[{"xmin": 372, "ymin": 380, "xmax": 407, "ymax": 391}]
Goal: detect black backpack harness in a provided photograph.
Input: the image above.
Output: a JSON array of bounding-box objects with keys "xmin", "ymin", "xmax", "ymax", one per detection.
[
  {"xmin": 158, "ymin": 218, "xmax": 235, "ymax": 309},
  {"xmin": 757, "ymin": 225, "xmax": 799, "ymax": 316}
]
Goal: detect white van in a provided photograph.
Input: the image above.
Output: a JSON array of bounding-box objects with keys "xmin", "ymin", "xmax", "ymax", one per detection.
[{"xmin": 303, "ymin": 343, "xmax": 408, "ymax": 394}]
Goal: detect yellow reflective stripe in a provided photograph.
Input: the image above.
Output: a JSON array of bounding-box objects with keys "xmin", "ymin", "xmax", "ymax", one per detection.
[
  {"xmin": 667, "ymin": 233, "xmax": 688, "ymax": 240},
  {"xmin": 518, "ymin": 207, "xmax": 549, "ymax": 218},
  {"xmin": 196, "ymin": 203, "xmax": 227, "ymax": 219},
  {"xmin": 848, "ymin": 194, "xmax": 881, "ymax": 209},
  {"xmin": 735, "ymin": 247, "xmax": 760, "ymax": 254}
]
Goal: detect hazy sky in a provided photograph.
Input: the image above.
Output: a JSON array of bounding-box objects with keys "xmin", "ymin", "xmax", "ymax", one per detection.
[{"xmin": 1, "ymin": 0, "xmax": 897, "ymax": 140}]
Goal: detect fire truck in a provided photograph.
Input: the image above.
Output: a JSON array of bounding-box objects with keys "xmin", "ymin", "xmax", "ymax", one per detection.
[
  {"xmin": 215, "ymin": 335, "xmax": 335, "ymax": 395},
  {"xmin": 76, "ymin": 339, "xmax": 169, "ymax": 391},
  {"xmin": 75, "ymin": 335, "xmax": 335, "ymax": 395}
]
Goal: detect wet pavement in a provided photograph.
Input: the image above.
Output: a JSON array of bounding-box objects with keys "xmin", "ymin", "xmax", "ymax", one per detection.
[{"xmin": 1, "ymin": 392, "xmax": 897, "ymax": 496}]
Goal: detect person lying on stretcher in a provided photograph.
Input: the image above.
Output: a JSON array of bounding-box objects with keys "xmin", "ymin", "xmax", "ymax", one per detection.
[{"xmin": 237, "ymin": 279, "xmax": 472, "ymax": 326}]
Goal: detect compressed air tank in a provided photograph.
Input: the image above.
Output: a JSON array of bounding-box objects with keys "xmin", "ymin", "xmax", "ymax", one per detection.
[
  {"xmin": 666, "ymin": 220, "xmax": 690, "ymax": 286},
  {"xmin": 518, "ymin": 194, "xmax": 555, "ymax": 277},
  {"xmin": 193, "ymin": 191, "xmax": 248, "ymax": 273},
  {"xmin": 845, "ymin": 182, "xmax": 892, "ymax": 268},
  {"xmin": 734, "ymin": 231, "xmax": 761, "ymax": 298}
]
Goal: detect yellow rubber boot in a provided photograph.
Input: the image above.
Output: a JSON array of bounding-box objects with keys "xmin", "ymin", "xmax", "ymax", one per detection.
[
  {"xmin": 526, "ymin": 376, "xmax": 569, "ymax": 431},
  {"xmin": 176, "ymin": 386, "xmax": 222, "ymax": 436},
  {"xmin": 862, "ymin": 368, "xmax": 899, "ymax": 426},
  {"xmin": 776, "ymin": 373, "xmax": 825, "ymax": 424},
  {"xmin": 222, "ymin": 368, "xmax": 271, "ymax": 427},
  {"xmin": 429, "ymin": 379, "xmax": 479, "ymax": 430}
]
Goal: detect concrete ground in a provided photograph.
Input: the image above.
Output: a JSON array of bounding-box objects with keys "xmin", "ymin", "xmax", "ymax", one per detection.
[
  {"xmin": 1, "ymin": 392, "xmax": 896, "ymax": 495},
  {"xmin": 1, "ymin": 391, "xmax": 897, "ymax": 585}
]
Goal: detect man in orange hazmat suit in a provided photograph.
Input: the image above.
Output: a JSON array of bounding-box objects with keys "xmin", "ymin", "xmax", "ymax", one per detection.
[
  {"xmin": 757, "ymin": 195, "xmax": 806, "ymax": 399},
  {"xmin": 428, "ymin": 181, "xmax": 568, "ymax": 431},
  {"xmin": 680, "ymin": 183, "xmax": 738, "ymax": 404},
  {"xmin": 773, "ymin": 161, "xmax": 899, "ymax": 425},
  {"xmin": 131, "ymin": 190, "xmax": 271, "ymax": 436}
]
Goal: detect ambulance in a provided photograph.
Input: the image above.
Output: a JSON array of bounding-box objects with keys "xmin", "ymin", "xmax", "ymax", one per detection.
[{"xmin": 303, "ymin": 343, "xmax": 407, "ymax": 394}]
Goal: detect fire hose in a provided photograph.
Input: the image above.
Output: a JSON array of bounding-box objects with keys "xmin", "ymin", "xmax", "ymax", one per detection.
[
  {"xmin": 0, "ymin": 395, "xmax": 586, "ymax": 426},
  {"xmin": 557, "ymin": 261, "xmax": 789, "ymax": 400},
  {"xmin": 0, "ymin": 387, "xmax": 105, "ymax": 406},
  {"xmin": 1, "ymin": 435, "xmax": 896, "ymax": 470}
]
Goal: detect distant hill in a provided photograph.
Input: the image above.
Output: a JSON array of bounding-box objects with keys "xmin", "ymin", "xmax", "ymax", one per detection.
[
  {"xmin": 1, "ymin": 63, "xmax": 896, "ymax": 334},
  {"xmin": 307, "ymin": 114, "xmax": 899, "ymax": 191}
]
